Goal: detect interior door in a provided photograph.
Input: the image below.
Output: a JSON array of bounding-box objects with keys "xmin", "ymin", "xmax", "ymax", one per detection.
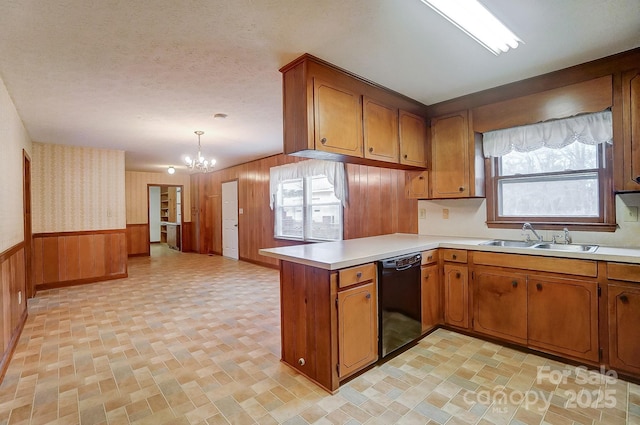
[{"xmin": 222, "ymin": 180, "xmax": 239, "ymax": 260}]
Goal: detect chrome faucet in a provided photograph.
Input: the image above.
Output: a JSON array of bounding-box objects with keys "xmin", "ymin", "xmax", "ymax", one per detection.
[
  {"xmin": 522, "ymin": 222, "xmax": 543, "ymax": 242},
  {"xmin": 563, "ymin": 227, "xmax": 572, "ymax": 244}
]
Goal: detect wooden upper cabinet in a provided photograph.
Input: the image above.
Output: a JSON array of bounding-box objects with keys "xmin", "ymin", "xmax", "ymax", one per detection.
[
  {"xmin": 399, "ymin": 110, "xmax": 428, "ymax": 168},
  {"xmin": 280, "ymin": 54, "xmax": 428, "ymax": 170},
  {"xmin": 314, "ymin": 79, "xmax": 363, "ymax": 157},
  {"xmin": 405, "ymin": 171, "xmax": 429, "ymax": 199},
  {"xmin": 527, "ymin": 275, "xmax": 599, "ymax": 362},
  {"xmin": 621, "ymin": 69, "xmax": 640, "ymax": 190},
  {"xmin": 430, "ymin": 110, "xmax": 483, "ymax": 199},
  {"xmin": 363, "ymin": 97, "xmax": 398, "ymax": 163}
]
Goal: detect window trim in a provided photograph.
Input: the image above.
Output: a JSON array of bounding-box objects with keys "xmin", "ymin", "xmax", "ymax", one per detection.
[
  {"xmin": 485, "ymin": 143, "xmax": 616, "ymax": 231},
  {"xmin": 274, "ymin": 175, "xmax": 344, "ymax": 242}
]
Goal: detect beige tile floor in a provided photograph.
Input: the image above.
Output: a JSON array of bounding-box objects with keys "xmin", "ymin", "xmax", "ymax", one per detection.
[{"xmin": 0, "ymin": 245, "xmax": 638, "ymax": 424}]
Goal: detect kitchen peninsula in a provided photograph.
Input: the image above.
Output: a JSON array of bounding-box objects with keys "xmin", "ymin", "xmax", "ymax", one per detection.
[{"xmin": 260, "ymin": 234, "xmax": 640, "ymax": 392}]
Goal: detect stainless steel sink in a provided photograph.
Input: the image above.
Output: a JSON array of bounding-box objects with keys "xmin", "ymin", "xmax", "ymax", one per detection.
[
  {"xmin": 479, "ymin": 240, "xmax": 538, "ymax": 248},
  {"xmin": 478, "ymin": 239, "xmax": 599, "ymax": 253},
  {"xmin": 532, "ymin": 243, "xmax": 599, "ymax": 253}
]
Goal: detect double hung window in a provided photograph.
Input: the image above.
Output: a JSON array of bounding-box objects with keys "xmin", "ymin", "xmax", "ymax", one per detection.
[{"xmin": 484, "ymin": 110, "xmax": 615, "ymax": 229}]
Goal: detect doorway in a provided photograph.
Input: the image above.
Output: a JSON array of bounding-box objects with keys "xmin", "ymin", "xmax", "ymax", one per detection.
[
  {"xmin": 221, "ymin": 180, "xmax": 239, "ymax": 260},
  {"xmin": 23, "ymin": 150, "xmax": 33, "ymax": 298},
  {"xmin": 147, "ymin": 184, "xmax": 184, "ymax": 255}
]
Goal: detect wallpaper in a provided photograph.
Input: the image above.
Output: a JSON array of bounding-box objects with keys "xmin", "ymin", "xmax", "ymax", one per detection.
[
  {"xmin": 0, "ymin": 76, "xmax": 32, "ymax": 252},
  {"xmin": 125, "ymin": 171, "xmax": 191, "ymax": 224},
  {"xmin": 32, "ymin": 143, "xmax": 126, "ymax": 233}
]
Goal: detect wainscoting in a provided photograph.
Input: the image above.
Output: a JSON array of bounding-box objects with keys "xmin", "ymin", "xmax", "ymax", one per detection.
[
  {"xmin": 33, "ymin": 229, "xmax": 127, "ymax": 290},
  {"xmin": 126, "ymin": 223, "xmax": 149, "ymax": 257},
  {"xmin": 0, "ymin": 242, "xmax": 27, "ymax": 382}
]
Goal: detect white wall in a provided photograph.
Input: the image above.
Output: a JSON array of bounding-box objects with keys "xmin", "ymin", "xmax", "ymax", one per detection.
[
  {"xmin": 149, "ymin": 186, "xmax": 161, "ymax": 242},
  {"xmin": 418, "ymin": 194, "xmax": 640, "ymax": 248},
  {"xmin": 0, "ymin": 76, "xmax": 32, "ymax": 252}
]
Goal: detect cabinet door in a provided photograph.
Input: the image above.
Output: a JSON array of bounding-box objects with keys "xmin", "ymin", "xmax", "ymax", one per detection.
[
  {"xmin": 338, "ymin": 282, "xmax": 378, "ymax": 378},
  {"xmin": 608, "ymin": 284, "xmax": 640, "ymax": 375},
  {"xmin": 622, "ymin": 69, "xmax": 640, "ymax": 190},
  {"xmin": 443, "ymin": 264, "xmax": 468, "ymax": 328},
  {"xmin": 399, "ymin": 110, "xmax": 427, "ymax": 167},
  {"xmin": 363, "ymin": 97, "xmax": 399, "ymax": 163},
  {"xmin": 314, "ymin": 79, "xmax": 362, "ymax": 157},
  {"xmin": 527, "ymin": 276, "xmax": 598, "ymax": 362},
  {"xmin": 405, "ymin": 171, "xmax": 429, "ymax": 199},
  {"xmin": 431, "ymin": 111, "xmax": 470, "ymax": 198},
  {"xmin": 421, "ymin": 264, "xmax": 441, "ymax": 331},
  {"xmin": 473, "ymin": 268, "xmax": 527, "ymax": 344}
]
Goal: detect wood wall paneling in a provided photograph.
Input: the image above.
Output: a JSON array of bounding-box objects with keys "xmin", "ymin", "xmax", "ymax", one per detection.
[
  {"xmin": 33, "ymin": 230, "xmax": 127, "ymax": 290},
  {"xmin": 191, "ymin": 154, "xmax": 418, "ymax": 268},
  {"xmin": 0, "ymin": 243, "xmax": 27, "ymax": 383},
  {"xmin": 126, "ymin": 224, "xmax": 150, "ymax": 256}
]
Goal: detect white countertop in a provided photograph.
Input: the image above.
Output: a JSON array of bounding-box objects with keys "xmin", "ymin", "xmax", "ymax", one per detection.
[{"xmin": 259, "ymin": 233, "xmax": 640, "ymax": 270}]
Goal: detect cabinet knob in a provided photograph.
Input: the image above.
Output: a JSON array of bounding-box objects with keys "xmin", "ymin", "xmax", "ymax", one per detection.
[
  {"xmin": 452, "ymin": 254, "xmax": 457, "ymax": 260},
  {"xmin": 427, "ymin": 255, "xmax": 432, "ymax": 261},
  {"xmin": 512, "ymin": 280, "xmax": 518, "ymax": 288},
  {"xmin": 425, "ymin": 274, "xmax": 430, "ymax": 279},
  {"xmin": 456, "ymin": 272, "xmax": 461, "ymax": 278},
  {"xmin": 365, "ymin": 293, "xmax": 371, "ymax": 300},
  {"xmin": 620, "ymin": 295, "xmax": 629, "ymax": 304},
  {"xmin": 298, "ymin": 358, "xmax": 305, "ymax": 366},
  {"xmin": 320, "ymin": 138, "xmax": 327, "ymax": 144},
  {"xmin": 459, "ymin": 186, "xmax": 465, "ymax": 192},
  {"xmin": 536, "ymin": 283, "xmax": 542, "ymax": 291},
  {"xmin": 635, "ymin": 176, "xmax": 640, "ymax": 184},
  {"xmin": 419, "ymin": 176, "xmax": 424, "ymax": 180},
  {"xmin": 356, "ymin": 272, "xmax": 362, "ymax": 279},
  {"xmin": 369, "ymin": 147, "xmax": 374, "ymax": 153},
  {"xmin": 404, "ymin": 154, "xmax": 408, "ymax": 159}
]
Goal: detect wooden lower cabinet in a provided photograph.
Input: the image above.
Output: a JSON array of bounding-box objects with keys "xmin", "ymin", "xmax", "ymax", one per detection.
[
  {"xmin": 527, "ymin": 275, "xmax": 599, "ymax": 362},
  {"xmin": 444, "ymin": 263, "xmax": 469, "ymax": 329},
  {"xmin": 421, "ymin": 263, "xmax": 441, "ymax": 331},
  {"xmin": 473, "ymin": 268, "xmax": 527, "ymax": 344},
  {"xmin": 280, "ymin": 260, "xmax": 378, "ymax": 392},
  {"xmin": 608, "ymin": 283, "xmax": 640, "ymax": 375},
  {"xmin": 337, "ymin": 282, "xmax": 377, "ymax": 378}
]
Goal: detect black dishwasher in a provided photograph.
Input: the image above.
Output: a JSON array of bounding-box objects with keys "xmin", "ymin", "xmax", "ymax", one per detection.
[{"xmin": 378, "ymin": 252, "xmax": 422, "ymax": 358}]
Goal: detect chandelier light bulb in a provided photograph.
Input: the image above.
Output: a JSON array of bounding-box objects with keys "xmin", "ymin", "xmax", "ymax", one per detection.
[{"xmin": 184, "ymin": 130, "xmax": 216, "ymax": 173}]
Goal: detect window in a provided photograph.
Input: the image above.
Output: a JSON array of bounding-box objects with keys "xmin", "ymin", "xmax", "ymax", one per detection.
[
  {"xmin": 484, "ymin": 111, "xmax": 615, "ymax": 230},
  {"xmin": 275, "ymin": 175, "xmax": 343, "ymax": 241},
  {"xmin": 269, "ymin": 159, "xmax": 347, "ymax": 242}
]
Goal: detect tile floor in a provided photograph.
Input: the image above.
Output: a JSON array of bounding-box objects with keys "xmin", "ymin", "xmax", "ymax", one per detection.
[{"xmin": 0, "ymin": 246, "xmax": 638, "ymax": 424}]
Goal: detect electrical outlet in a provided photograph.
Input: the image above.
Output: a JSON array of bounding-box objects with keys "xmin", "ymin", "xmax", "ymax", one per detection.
[
  {"xmin": 624, "ymin": 206, "xmax": 639, "ymax": 222},
  {"xmin": 442, "ymin": 208, "xmax": 449, "ymax": 219},
  {"xmin": 419, "ymin": 208, "xmax": 426, "ymax": 219}
]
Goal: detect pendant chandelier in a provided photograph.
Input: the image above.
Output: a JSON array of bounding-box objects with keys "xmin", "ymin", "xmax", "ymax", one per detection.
[{"xmin": 185, "ymin": 130, "xmax": 216, "ymax": 173}]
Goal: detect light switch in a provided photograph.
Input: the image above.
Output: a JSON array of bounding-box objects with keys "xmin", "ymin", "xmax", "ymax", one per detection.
[
  {"xmin": 239, "ymin": 208, "xmax": 244, "ymax": 215},
  {"xmin": 442, "ymin": 208, "xmax": 449, "ymax": 219}
]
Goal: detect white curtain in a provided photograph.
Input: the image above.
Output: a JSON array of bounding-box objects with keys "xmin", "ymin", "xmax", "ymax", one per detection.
[
  {"xmin": 269, "ymin": 159, "xmax": 348, "ymax": 209},
  {"xmin": 482, "ymin": 110, "xmax": 612, "ymax": 158}
]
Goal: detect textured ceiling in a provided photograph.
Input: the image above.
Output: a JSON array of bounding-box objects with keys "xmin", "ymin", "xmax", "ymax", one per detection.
[{"xmin": 0, "ymin": 0, "xmax": 638, "ymax": 173}]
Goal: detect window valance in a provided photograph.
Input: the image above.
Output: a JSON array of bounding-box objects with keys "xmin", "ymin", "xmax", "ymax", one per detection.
[
  {"xmin": 269, "ymin": 159, "xmax": 348, "ymax": 209},
  {"xmin": 482, "ymin": 110, "xmax": 612, "ymax": 158}
]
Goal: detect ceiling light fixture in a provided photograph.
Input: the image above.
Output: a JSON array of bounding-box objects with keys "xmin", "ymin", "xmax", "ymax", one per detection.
[
  {"xmin": 419, "ymin": 0, "xmax": 522, "ymax": 55},
  {"xmin": 185, "ymin": 131, "xmax": 216, "ymax": 173},
  {"xmin": 167, "ymin": 166, "xmax": 176, "ymax": 175}
]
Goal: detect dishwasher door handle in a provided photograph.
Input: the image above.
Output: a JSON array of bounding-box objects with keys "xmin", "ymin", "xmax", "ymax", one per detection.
[{"xmin": 395, "ymin": 263, "xmax": 415, "ymax": 271}]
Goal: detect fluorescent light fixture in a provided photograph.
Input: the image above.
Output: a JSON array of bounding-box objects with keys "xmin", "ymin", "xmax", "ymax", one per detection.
[{"xmin": 420, "ymin": 0, "xmax": 522, "ymax": 55}]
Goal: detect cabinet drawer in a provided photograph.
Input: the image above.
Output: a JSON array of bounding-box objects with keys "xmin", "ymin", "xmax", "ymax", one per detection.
[
  {"xmin": 608, "ymin": 262, "xmax": 640, "ymax": 283},
  {"xmin": 442, "ymin": 249, "xmax": 467, "ymax": 263},
  {"xmin": 421, "ymin": 249, "xmax": 438, "ymax": 265},
  {"xmin": 339, "ymin": 263, "xmax": 376, "ymax": 289}
]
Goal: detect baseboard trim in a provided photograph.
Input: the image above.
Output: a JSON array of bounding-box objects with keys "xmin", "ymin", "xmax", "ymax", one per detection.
[
  {"xmin": 0, "ymin": 309, "xmax": 27, "ymax": 384},
  {"xmin": 36, "ymin": 272, "xmax": 128, "ymax": 291}
]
